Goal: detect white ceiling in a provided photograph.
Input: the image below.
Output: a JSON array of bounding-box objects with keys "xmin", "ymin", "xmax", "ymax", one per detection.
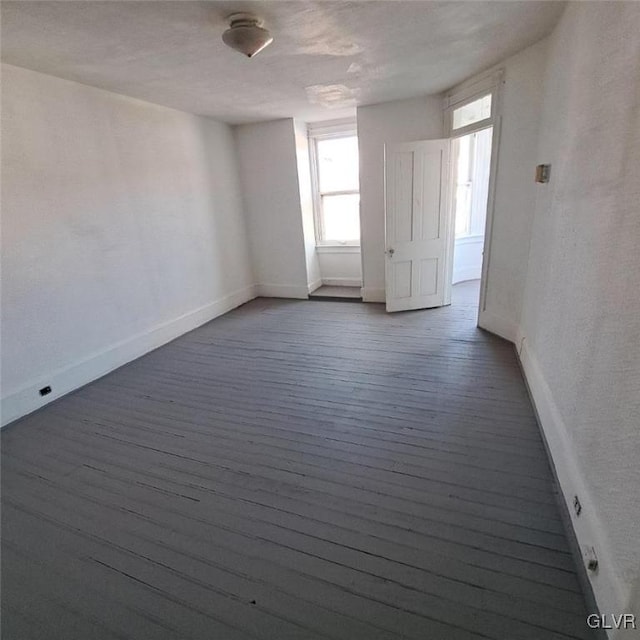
[{"xmin": 1, "ymin": 1, "xmax": 565, "ymax": 124}]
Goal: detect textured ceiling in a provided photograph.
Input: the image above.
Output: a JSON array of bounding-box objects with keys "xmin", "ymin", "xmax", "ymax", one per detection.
[{"xmin": 1, "ymin": 1, "xmax": 565, "ymax": 124}]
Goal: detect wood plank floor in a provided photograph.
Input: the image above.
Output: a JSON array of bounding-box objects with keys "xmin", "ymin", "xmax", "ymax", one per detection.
[{"xmin": 1, "ymin": 281, "xmax": 596, "ymax": 640}]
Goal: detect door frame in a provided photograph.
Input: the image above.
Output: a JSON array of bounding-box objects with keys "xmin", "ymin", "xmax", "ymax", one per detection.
[{"xmin": 443, "ymin": 69, "xmax": 504, "ymax": 327}]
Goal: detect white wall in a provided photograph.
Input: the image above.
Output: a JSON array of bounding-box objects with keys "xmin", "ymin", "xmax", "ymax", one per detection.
[
  {"xmin": 293, "ymin": 120, "xmax": 322, "ymax": 292},
  {"xmin": 448, "ymin": 39, "xmax": 549, "ymax": 340},
  {"xmin": 317, "ymin": 248, "xmax": 362, "ymax": 287},
  {"xmin": 484, "ymin": 38, "xmax": 549, "ymax": 340},
  {"xmin": 452, "ymin": 237, "xmax": 483, "ymax": 284},
  {"xmin": 1, "ymin": 64, "xmax": 255, "ymax": 425},
  {"xmin": 357, "ymin": 96, "xmax": 443, "ymax": 302},
  {"xmin": 354, "ymin": 41, "xmax": 548, "ymax": 314},
  {"xmin": 516, "ymin": 3, "xmax": 640, "ymax": 627},
  {"xmin": 234, "ymin": 119, "xmax": 309, "ymax": 299}
]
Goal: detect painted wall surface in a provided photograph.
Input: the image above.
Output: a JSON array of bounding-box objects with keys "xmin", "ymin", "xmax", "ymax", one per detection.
[
  {"xmin": 1, "ymin": 64, "xmax": 255, "ymax": 424},
  {"xmin": 317, "ymin": 250, "xmax": 362, "ymax": 286},
  {"xmin": 235, "ymin": 119, "xmax": 309, "ymax": 298},
  {"xmin": 448, "ymin": 39, "xmax": 549, "ymax": 340},
  {"xmin": 484, "ymin": 38, "xmax": 548, "ymax": 338},
  {"xmin": 452, "ymin": 236, "xmax": 483, "ymax": 284},
  {"xmin": 517, "ymin": 3, "xmax": 640, "ymax": 624},
  {"xmin": 356, "ymin": 96, "xmax": 443, "ymax": 302},
  {"xmin": 293, "ymin": 120, "xmax": 322, "ymax": 292}
]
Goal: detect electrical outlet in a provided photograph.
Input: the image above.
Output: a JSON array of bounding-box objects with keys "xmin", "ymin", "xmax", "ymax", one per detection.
[
  {"xmin": 39, "ymin": 386, "xmax": 52, "ymax": 397},
  {"xmin": 585, "ymin": 546, "xmax": 598, "ymax": 572},
  {"xmin": 573, "ymin": 495, "xmax": 582, "ymax": 516},
  {"xmin": 535, "ymin": 164, "xmax": 551, "ymax": 183}
]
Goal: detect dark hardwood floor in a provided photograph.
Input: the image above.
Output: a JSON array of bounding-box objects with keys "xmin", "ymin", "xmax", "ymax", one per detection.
[{"xmin": 1, "ymin": 282, "xmax": 596, "ymax": 639}]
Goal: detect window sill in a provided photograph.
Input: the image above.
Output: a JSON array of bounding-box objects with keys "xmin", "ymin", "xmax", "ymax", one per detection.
[{"xmin": 316, "ymin": 245, "xmax": 361, "ymax": 254}]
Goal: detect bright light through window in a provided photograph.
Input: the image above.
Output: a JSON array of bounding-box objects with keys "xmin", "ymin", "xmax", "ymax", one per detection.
[
  {"xmin": 455, "ymin": 135, "xmax": 473, "ymax": 236},
  {"xmin": 454, "ymin": 127, "xmax": 493, "ymax": 239},
  {"xmin": 322, "ymin": 194, "xmax": 360, "ymax": 241},
  {"xmin": 317, "ymin": 137, "xmax": 359, "ymax": 192},
  {"xmin": 452, "ymin": 94, "xmax": 492, "ymax": 131},
  {"xmin": 314, "ymin": 134, "xmax": 360, "ymax": 244}
]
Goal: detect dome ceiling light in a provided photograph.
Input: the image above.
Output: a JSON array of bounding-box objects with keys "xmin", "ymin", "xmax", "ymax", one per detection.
[{"xmin": 222, "ymin": 13, "xmax": 273, "ymax": 58}]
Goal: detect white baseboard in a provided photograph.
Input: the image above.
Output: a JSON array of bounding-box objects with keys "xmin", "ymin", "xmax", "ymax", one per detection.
[
  {"xmin": 452, "ymin": 267, "xmax": 482, "ymax": 285},
  {"xmin": 478, "ymin": 309, "xmax": 518, "ymax": 343},
  {"xmin": 517, "ymin": 337, "xmax": 627, "ymax": 628},
  {"xmin": 256, "ymin": 283, "xmax": 309, "ymax": 299},
  {"xmin": 0, "ymin": 284, "xmax": 257, "ymax": 428},
  {"xmin": 307, "ymin": 279, "xmax": 323, "ymax": 294},
  {"xmin": 321, "ymin": 278, "xmax": 362, "ymax": 287},
  {"xmin": 361, "ymin": 287, "xmax": 385, "ymax": 303}
]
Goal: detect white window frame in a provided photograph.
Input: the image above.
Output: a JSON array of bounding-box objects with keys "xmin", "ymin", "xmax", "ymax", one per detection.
[
  {"xmin": 308, "ymin": 118, "xmax": 360, "ymax": 247},
  {"xmin": 443, "ymin": 69, "xmax": 502, "ymax": 138}
]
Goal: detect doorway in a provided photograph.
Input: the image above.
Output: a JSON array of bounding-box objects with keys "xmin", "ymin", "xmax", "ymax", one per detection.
[
  {"xmin": 451, "ymin": 126, "xmax": 493, "ymax": 306},
  {"xmin": 444, "ymin": 75, "xmax": 503, "ymax": 325},
  {"xmin": 382, "ymin": 78, "xmax": 501, "ymax": 316}
]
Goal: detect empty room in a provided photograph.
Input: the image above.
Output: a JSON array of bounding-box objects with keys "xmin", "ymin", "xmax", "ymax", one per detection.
[{"xmin": 1, "ymin": 1, "xmax": 639, "ymax": 639}]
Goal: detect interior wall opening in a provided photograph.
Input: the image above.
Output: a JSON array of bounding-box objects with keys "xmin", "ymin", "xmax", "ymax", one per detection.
[
  {"xmin": 451, "ymin": 125, "xmax": 493, "ymax": 306},
  {"xmin": 443, "ymin": 79, "xmax": 502, "ymax": 317},
  {"xmin": 308, "ymin": 119, "xmax": 363, "ymax": 300}
]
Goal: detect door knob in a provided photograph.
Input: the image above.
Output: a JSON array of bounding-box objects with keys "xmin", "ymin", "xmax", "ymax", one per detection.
[{"xmin": 387, "ymin": 248, "xmax": 395, "ymax": 257}]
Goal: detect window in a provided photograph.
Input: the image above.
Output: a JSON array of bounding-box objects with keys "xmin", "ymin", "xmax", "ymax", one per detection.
[
  {"xmin": 453, "ymin": 127, "xmax": 493, "ymax": 239},
  {"xmin": 444, "ymin": 70, "xmax": 502, "ymax": 137},
  {"xmin": 455, "ymin": 133, "xmax": 474, "ymax": 237},
  {"xmin": 310, "ymin": 124, "xmax": 360, "ymax": 245},
  {"xmin": 452, "ymin": 94, "xmax": 492, "ymax": 131}
]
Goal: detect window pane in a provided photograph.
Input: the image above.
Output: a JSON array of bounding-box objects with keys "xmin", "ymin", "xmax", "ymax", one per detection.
[
  {"xmin": 317, "ymin": 136, "xmax": 359, "ymax": 192},
  {"xmin": 452, "ymin": 94, "xmax": 492, "ymax": 130},
  {"xmin": 454, "ymin": 126, "xmax": 493, "ymax": 239},
  {"xmin": 454, "ymin": 134, "xmax": 472, "ymax": 237},
  {"xmin": 322, "ymin": 194, "xmax": 360, "ymax": 242},
  {"xmin": 455, "ymin": 186, "xmax": 472, "ymax": 236}
]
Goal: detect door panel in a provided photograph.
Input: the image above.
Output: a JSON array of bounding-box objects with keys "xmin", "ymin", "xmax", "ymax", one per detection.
[
  {"xmin": 418, "ymin": 258, "xmax": 438, "ymax": 296},
  {"xmin": 392, "ymin": 152, "xmax": 414, "ymax": 243},
  {"xmin": 392, "ymin": 261, "xmax": 412, "ymax": 299},
  {"xmin": 385, "ymin": 139, "xmax": 452, "ymax": 312}
]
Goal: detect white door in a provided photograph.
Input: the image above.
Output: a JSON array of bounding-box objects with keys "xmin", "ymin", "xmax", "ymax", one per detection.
[{"xmin": 384, "ymin": 139, "xmax": 452, "ymax": 312}]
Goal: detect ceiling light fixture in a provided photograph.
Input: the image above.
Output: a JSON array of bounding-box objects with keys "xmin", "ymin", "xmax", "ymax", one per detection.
[{"xmin": 222, "ymin": 13, "xmax": 273, "ymax": 58}]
